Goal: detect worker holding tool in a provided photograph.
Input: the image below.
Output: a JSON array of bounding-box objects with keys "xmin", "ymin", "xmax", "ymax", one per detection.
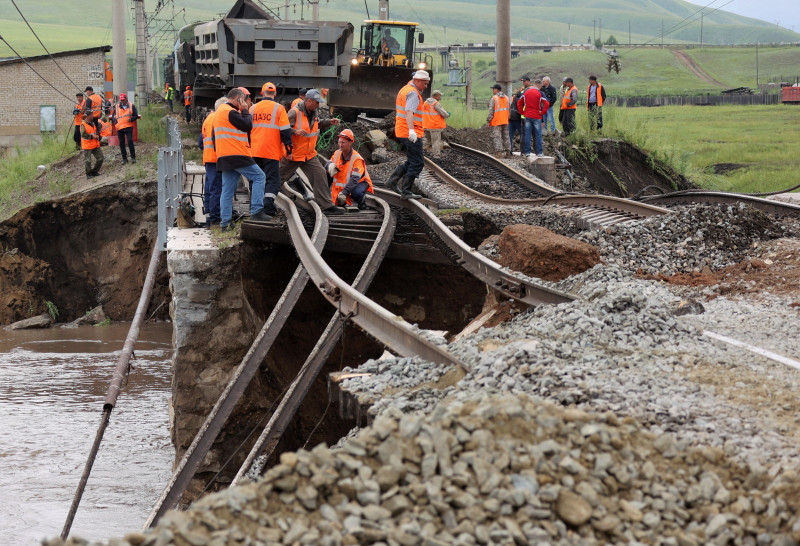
[{"xmin": 327, "ymin": 128, "xmax": 374, "ymax": 211}]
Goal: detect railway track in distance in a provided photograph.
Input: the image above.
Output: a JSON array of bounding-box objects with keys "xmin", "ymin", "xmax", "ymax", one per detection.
[
  {"xmin": 424, "ymin": 143, "xmax": 670, "ymax": 230},
  {"xmin": 640, "ymin": 190, "xmax": 800, "ymax": 218}
]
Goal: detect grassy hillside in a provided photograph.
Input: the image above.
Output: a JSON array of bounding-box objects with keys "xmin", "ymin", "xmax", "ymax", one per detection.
[{"xmin": 1, "ymin": 0, "xmax": 798, "ymax": 59}]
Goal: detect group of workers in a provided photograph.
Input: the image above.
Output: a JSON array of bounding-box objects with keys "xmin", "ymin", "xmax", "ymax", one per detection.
[
  {"xmin": 73, "ymin": 86, "xmax": 139, "ymax": 178},
  {"xmin": 486, "ymin": 74, "xmax": 607, "ymax": 157},
  {"xmin": 200, "ymin": 84, "xmax": 378, "ymax": 231},
  {"xmin": 164, "ymin": 83, "xmax": 193, "ymax": 123}
]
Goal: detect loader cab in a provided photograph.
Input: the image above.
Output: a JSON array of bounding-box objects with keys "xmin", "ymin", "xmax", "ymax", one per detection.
[{"xmin": 357, "ymin": 21, "xmax": 424, "ymax": 68}]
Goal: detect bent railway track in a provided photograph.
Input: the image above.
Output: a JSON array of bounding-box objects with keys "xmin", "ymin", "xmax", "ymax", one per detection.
[{"xmin": 425, "ymin": 143, "xmax": 670, "ymax": 229}]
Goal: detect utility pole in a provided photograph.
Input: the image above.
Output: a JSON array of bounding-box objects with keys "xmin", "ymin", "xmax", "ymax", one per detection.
[
  {"xmin": 111, "ymin": 0, "xmax": 127, "ymax": 98},
  {"xmin": 568, "ymin": 23, "xmax": 571, "ymax": 46},
  {"xmin": 496, "ymin": 0, "xmax": 511, "ymax": 94},
  {"xmin": 135, "ymin": 0, "xmax": 148, "ymax": 105},
  {"xmin": 661, "ymin": 20, "xmax": 664, "ymax": 49},
  {"xmin": 756, "ymin": 42, "xmax": 759, "ymax": 86},
  {"xmin": 700, "ymin": 12, "xmax": 704, "ymax": 48},
  {"xmin": 378, "ymin": 0, "xmax": 389, "ymax": 20},
  {"xmin": 465, "ymin": 59, "xmax": 472, "ymax": 111},
  {"xmin": 284, "ymin": 1, "xmax": 289, "ymax": 19},
  {"xmin": 593, "ymin": 19, "xmax": 596, "ymax": 43},
  {"xmin": 599, "ymin": 17, "xmax": 602, "ymax": 44},
  {"xmin": 311, "ymin": 0, "xmax": 319, "ymax": 21},
  {"xmin": 628, "ymin": 20, "xmax": 631, "ymax": 45}
]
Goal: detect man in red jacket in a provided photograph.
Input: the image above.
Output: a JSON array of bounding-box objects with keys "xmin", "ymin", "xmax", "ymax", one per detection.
[{"xmin": 517, "ymin": 79, "xmax": 549, "ymax": 157}]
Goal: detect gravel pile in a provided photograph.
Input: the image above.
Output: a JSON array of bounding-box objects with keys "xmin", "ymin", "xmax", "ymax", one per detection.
[{"xmin": 64, "ymin": 392, "xmax": 800, "ymax": 546}]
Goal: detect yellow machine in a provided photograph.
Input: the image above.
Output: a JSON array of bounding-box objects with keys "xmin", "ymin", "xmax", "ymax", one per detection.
[{"xmin": 328, "ymin": 20, "xmax": 431, "ymax": 119}]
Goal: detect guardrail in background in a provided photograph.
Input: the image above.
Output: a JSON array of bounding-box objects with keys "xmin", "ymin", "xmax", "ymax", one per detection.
[{"xmin": 157, "ymin": 118, "xmax": 183, "ymax": 250}]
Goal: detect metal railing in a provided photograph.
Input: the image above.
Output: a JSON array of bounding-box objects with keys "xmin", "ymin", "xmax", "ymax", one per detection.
[{"xmin": 157, "ymin": 118, "xmax": 183, "ymax": 250}]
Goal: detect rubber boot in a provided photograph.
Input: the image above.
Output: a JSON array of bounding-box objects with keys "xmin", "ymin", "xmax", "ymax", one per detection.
[
  {"xmin": 386, "ymin": 164, "xmax": 406, "ymax": 194},
  {"xmin": 400, "ymin": 174, "xmax": 420, "ymax": 200},
  {"xmin": 288, "ymin": 175, "xmax": 314, "ymax": 201}
]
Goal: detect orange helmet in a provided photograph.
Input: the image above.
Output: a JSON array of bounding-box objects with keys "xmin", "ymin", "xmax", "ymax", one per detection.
[
  {"xmin": 338, "ymin": 129, "xmax": 355, "ymax": 142},
  {"xmin": 261, "ymin": 82, "xmax": 276, "ymax": 95},
  {"xmin": 186, "ymin": 86, "xmax": 191, "ymax": 90}
]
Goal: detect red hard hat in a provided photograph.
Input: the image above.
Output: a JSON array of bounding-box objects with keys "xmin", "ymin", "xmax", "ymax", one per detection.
[
  {"xmin": 186, "ymin": 86, "xmax": 190, "ymax": 90},
  {"xmin": 339, "ymin": 129, "xmax": 355, "ymax": 142},
  {"xmin": 119, "ymin": 93, "xmax": 127, "ymax": 100}
]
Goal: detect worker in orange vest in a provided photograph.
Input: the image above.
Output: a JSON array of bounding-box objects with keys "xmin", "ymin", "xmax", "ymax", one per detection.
[
  {"xmin": 111, "ymin": 93, "xmax": 139, "ymax": 164},
  {"xmin": 587, "ymin": 75, "xmax": 606, "ymax": 131},
  {"xmin": 487, "ymin": 83, "xmax": 510, "ymax": 158},
  {"xmin": 251, "ymin": 81, "xmax": 294, "ymax": 217},
  {"xmin": 84, "ymin": 86, "xmax": 103, "ymax": 121},
  {"xmin": 80, "ymin": 114, "xmax": 103, "ymax": 178},
  {"xmin": 388, "ymin": 69, "xmax": 430, "ymax": 199},
  {"xmin": 279, "ymin": 89, "xmax": 343, "ymax": 214},
  {"xmin": 326, "ymin": 128, "xmax": 374, "ymax": 211},
  {"xmin": 72, "ymin": 92, "xmax": 85, "ymax": 150},
  {"xmin": 421, "ymin": 89, "xmax": 449, "ymax": 158},
  {"xmin": 213, "ymin": 87, "xmax": 271, "ymax": 230},
  {"xmin": 560, "ymin": 77, "xmax": 578, "ymax": 136},
  {"xmin": 183, "ymin": 85, "xmax": 193, "ymax": 123},
  {"xmin": 290, "ymin": 89, "xmax": 306, "ymax": 110},
  {"xmin": 200, "ymin": 97, "xmax": 227, "ymax": 227}
]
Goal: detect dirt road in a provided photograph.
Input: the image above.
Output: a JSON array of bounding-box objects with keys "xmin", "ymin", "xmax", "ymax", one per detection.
[{"xmin": 672, "ymin": 50, "xmax": 727, "ymax": 88}]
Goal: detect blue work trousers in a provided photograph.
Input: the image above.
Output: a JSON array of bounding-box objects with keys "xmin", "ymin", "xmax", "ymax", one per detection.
[
  {"xmin": 544, "ymin": 108, "xmax": 556, "ymax": 132},
  {"xmin": 220, "ymin": 163, "xmax": 265, "ymax": 227},
  {"xmin": 399, "ymin": 137, "xmax": 424, "ymax": 177},
  {"xmin": 523, "ymin": 118, "xmax": 543, "ymax": 156},
  {"xmin": 204, "ymin": 162, "xmax": 222, "ymax": 225}
]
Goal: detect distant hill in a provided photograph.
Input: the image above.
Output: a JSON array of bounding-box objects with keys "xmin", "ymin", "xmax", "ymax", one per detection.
[{"xmin": 1, "ymin": 0, "xmax": 798, "ymax": 57}]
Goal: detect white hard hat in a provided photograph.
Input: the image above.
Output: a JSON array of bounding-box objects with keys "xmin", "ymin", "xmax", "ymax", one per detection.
[{"xmin": 412, "ymin": 70, "xmax": 430, "ymax": 81}]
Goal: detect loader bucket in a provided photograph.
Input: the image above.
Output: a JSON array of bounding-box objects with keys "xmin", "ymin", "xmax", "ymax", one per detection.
[{"xmin": 328, "ymin": 65, "xmax": 431, "ymax": 111}]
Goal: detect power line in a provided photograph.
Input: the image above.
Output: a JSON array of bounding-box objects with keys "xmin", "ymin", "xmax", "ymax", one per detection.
[
  {"xmin": 10, "ymin": 0, "xmax": 84, "ymax": 94},
  {"xmin": 0, "ymin": 34, "xmax": 77, "ymax": 103}
]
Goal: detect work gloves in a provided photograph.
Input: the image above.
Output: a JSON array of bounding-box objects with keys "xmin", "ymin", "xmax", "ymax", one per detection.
[
  {"xmin": 326, "ymin": 162, "xmax": 339, "ymax": 177},
  {"xmin": 407, "ymin": 132, "xmax": 418, "ymax": 143},
  {"xmin": 336, "ymin": 193, "xmax": 348, "ymax": 206}
]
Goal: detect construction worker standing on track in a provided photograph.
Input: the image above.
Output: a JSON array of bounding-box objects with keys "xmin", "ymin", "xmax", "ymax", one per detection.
[
  {"xmin": 183, "ymin": 86, "xmax": 193, "ymax": 123},
  {"xmin": 72, "ymin": 92, "xmax": 85, "ymax": 151},
  {"xmin": 421, "ymin": 89, "xmax": 449, "ymax": 158},
  {"xmin": 201, "ymin": 97, "xmax": 227, "ymax": 227},
  {"xmin": 112, "ymin": 93, "xmax": 138, "ymax": 164},
  {"xmin": 388, "ymin": 69, "xmax": 430, "ymax": 199},
  {"xmin": 487, "ymin": 83, "xmax": 511, "ymax": 158},
  {"xmin": 165, "ymin": 84, "xmax": 175, "ymax": 112},
  {"xmin": 80, "ymin": 108, "xmax": 103, "ymax": 178},
  {"xmin": 327, "ymin": 129, "xmax": 374, "ymax": 210},
  {"xmin": 213, "ymin": 87, "xmax": 271, "ymax": 230},
  {"xmin": 279, "ymin": 88, "xmax": 344, "ymax": 215},
  {"xmin": 251, "ymin": 82, "xmax": 293, "ymax": 218}
]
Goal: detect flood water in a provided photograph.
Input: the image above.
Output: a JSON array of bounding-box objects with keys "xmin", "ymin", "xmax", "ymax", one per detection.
[{"xmin": 0, "ymin": 323, "xmax": 174, "ymax": 544}]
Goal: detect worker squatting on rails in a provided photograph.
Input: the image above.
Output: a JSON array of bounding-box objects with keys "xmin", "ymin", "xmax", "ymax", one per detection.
[
  {"xmin": 388, "ymin": 69, "xmax": 430, "ymax": 200},
  {"xmin": 326, "ymin": 129, "xmax": 374, "ymax": 210},
  {"xmin": 213, "ymin": 87, "xmax": 272, "ymax": 230},
  {"xmin": 279, "ymin": 88, "xmax": 345, "ymax": 215},
  {"xmin": 421, "ymin": 90, "xmax": 449, "ymax": 158}
]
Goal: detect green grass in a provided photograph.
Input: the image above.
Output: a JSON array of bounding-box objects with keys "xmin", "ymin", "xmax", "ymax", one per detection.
[
  {"xmin": 685, "ymin": 46, "xmax": 800, "ymax": 87},
  {"xmin": 137, "ymin": 105, "xmax": 168, "ymax": 146},
  {"xmin": 591, "ymin": 104, "xmax": 800, "ymax": 193},
  {"xmin": 0, "ymin": 135, "xmax": 67, "ymax": 214}
]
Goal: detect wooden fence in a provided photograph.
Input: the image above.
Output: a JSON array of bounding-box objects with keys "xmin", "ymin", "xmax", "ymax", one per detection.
[{"xmin": 613, "ymin": 94, "xmax": 782, "ymax": 107}]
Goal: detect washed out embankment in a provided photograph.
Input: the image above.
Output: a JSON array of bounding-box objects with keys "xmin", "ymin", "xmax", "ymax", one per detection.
[{"xmin": 0, "ymin": 179, "xmax": 170, "ymax": 325}]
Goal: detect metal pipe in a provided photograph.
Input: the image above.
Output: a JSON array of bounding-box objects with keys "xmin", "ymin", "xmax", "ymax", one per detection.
[{"xmin": 61, "ymin": 241, "xmax": 163, "ymax": 539}]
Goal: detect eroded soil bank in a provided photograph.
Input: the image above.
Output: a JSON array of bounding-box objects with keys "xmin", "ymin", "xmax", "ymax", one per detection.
[{"xmin": 0, "ymin": 180, "xmax": 170, "ymax": 325}]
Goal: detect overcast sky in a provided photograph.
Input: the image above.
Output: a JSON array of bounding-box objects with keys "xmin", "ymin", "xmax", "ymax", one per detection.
[{"xmin": 685, "ymin": 0, "xmax": 800, "ymax": 32}]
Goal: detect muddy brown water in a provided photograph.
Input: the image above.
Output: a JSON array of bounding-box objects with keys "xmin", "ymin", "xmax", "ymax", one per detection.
[{"xmin": 0, "ymin": 323, "xmax": 173, "ymax": 544}]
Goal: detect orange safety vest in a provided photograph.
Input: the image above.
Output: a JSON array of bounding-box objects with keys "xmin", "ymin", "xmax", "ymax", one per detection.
[
  {"xmin": 330, "ymin": 149, "xmax": 374, "ymax": 205},
  {"xmin": 251, "ymin": 99, "xmax": 290, "ymax": 160},
  {"xmin": 85, "ymin": 93, "xmax": 103, "ymax": 120},
  {"xmin": 202, "ymin": 111, "xmax": 217, "ymax": 164},
  {"xmin": 290, "ymin": 109, "xmax": 319, "ymax": 161},
  {"xmin": 74, "ymin": 99, "xmax": 85, "ymax": 126},
  {"xmin": 98, "ymin": 119, "xmax": 112, "ymax": 137},
  {"xmin": 561, "ymin": 85, "xmax": 578, "ymax": 110},
  {"xmin": 489, "ymin": 94, "xmax": 510, "ymax": 126},
  {"xmin": 81, "ymin": 120, "xmax": 100, "ymax": 150},
  {"xmin": 212, "ymin": 103, "xmax": 251, "ymax": 159},
  {"xmin": 395, "ymin": 82, "xmax": 424, "ymax": 138},
  {"xmin": 586, "ymin": 83, "xmax": 603, "ymax": 108},
  {"xmin": 114, "ymin": 104, "xmax": 135, "ymax": 131},
  {"xmin": 184, "ymin": 90, "xmax": 193, "ymax": 106},
  {"xmin": 421, "ymin": 100, "xmax": 446, "ymax": 130},
  {"xmin": 291, "ymin": 97, "xmax": 303, "ymax": 109}
]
